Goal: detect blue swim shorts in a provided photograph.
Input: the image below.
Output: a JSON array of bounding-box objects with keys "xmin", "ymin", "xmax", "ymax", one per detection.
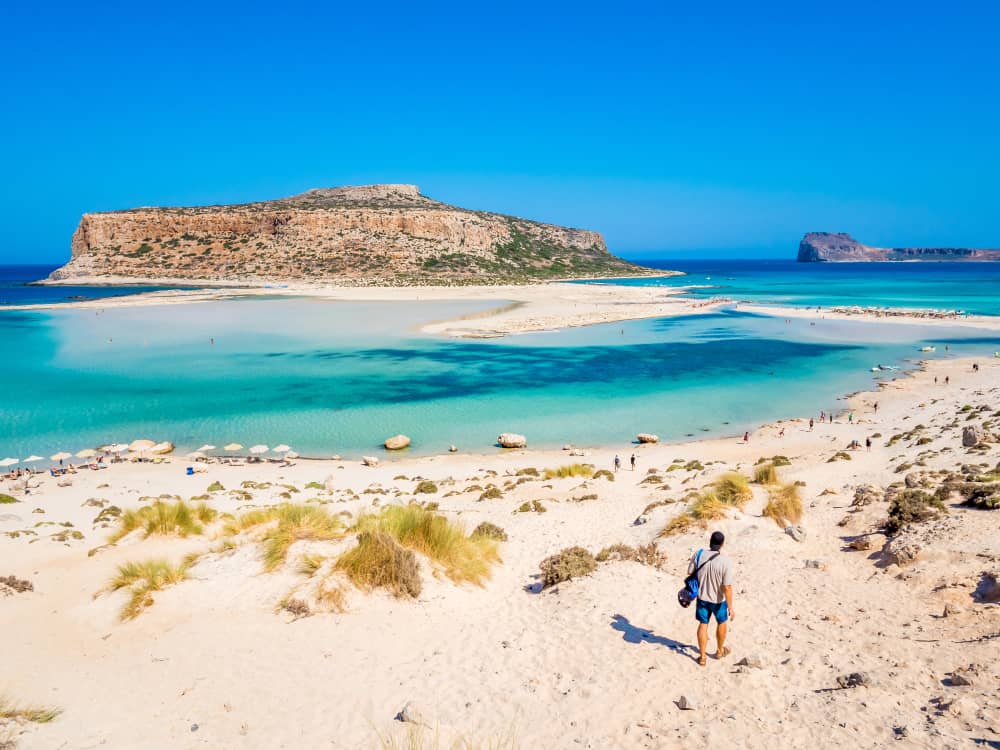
[{"xmin": 695, "ymin": 598, "xmax": 729, "ymax": 624}]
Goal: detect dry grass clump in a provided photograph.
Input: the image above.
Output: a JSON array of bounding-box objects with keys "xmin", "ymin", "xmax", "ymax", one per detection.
[
  {"xmin": 762, "ymin": 483, "xmax": 803, "ymax": 527},
  {"xmin": 0, "ymin": 694, "xmax": 61, "ymax": 724},
  {"xmin": 279, "ymin": 596, "xmax": 311, "ymax": 618},
  {"xmin": 259, "ymin": 505, "xmax": 345, "ymax": 571},
  {"xmin": 752, "ymin": 463, "xmax": 778, "ymax": 485},
  {"xmin": 206, "ymin": 481, "xmax": 225, "ymax": 492},
  {"xmin": 595, "ymin": 542, "xmax": 667, "ymax": 569},
  {"xmin": 109, "ymin": 500, "xmax": 217, "ymax": 542},
  {"xmin": 102, "ymin": 558, "xmax": 191, "ymax": 620},
  {"xmin": 539, "ymin": 546, "xmax": 596, "ymax": 587},
  {"xmin": 516, "ymin": 467, "xmax": 539, "ymax": 477},
  {"xmin": 478, "ymin": 487, "xmax": 503, "ymax": 501},
  {"xmin": 713, "ymin": 472, "xmax": 752, "ymax": 507},
  {"xmin": 885, "ymin": 490, "xmax": 947, "ymax": 535},
  {"xmin": 298, "ymin": 553, "xmax": 327, "ymax": 575},
  {"xmin": 0, "ymin": 494, "xmax": 17, "ymax": 504},
  {"xmin": 542, "ymin": 463, "xmax": 594, "ymax": 480},
  {"xmin": 414, "ymin": 480, "xmax": 438, "ymax": 494},
  {"xmin": 336, "ymin": 531, "xmax": 422, "ymax": 598},
  {"xmin": 353, "ymin": 505, "xmax": 500, "ymax": 585},
  {"xmin": 471, "ymin": 522, "xmax": 508, "ymax": 541},
  {"xmin": 828, "ymin": 451, "xmax": 852, "ymax": 462},
  {"xmin": 592, "ymin": 469, "xmax": 615, "ymax": 481}
]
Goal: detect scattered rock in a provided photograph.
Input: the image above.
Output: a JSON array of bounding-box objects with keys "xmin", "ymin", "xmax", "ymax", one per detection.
[
  {"xmin": 804, "ymin": 559, "xmax": 825, "ymax": 569},
  {"xmin": 396, "ymin": 701, "xmax": 429, "ymax": 726},
  {"xmin": 883, "ymin": 537, "xmax": 921, "ymax": 567},
  {"xmin": 836, "ymin": 672, "xmax": 872, "ymax": 689},
  {"xmin": 633, "ymin": 515, "xmax": 649, "ymax": 526},
  {"xmin": 848, "ymin": 536, "xmax": 872, "ymax": 551},
  {"xmin": 637, "ymin": 433, "xmax": 659, "ymax": 444},
  {"xmin": 383, "ymin": 434, "xmax": 411, "ymax": 451},
  {"xmin": 904, "ymin": 473, "xmax": 920, "ymax": 489},
  {"xmin": 947, "ymin": 664, "xmax": 984, "ymax": 687},
  {"xmin": 448, "ymin": 445, "xmax": 457, "ymax": 453},
  {"xmin": 784, "ymin": 525, "xmax": 806, "ymax": 542},
  {"xmin": 962, "ymin": 425, "xmax": 983, "ymax": 447},
  {"xmin": 852, "ymin": 485, "xmax": 883, "ymax": 507},
  {"xmin": 153, "ymin": 441, "xmax": 175, "ymax": 455},
  {"xmin": 361, "ymin": 456, "xmax": 379, "ymax": 467},
  {"xmin": 497, "ymin": 433, "xmax": 527, "ymax": 449},
  {"xmin": 736, "ymin": 655, "xmax": 764, "ymax": 669},
  {"xmin": 942, "ymin": 603, "xmax": 963, "ymax": 617},
  {"xmin": 975, "ymin": 571, "xmax": 1000, "ymax": 602},
  {"xmin": 568, "ymin": 449, "xmax": 588, "ymax": 457},
  {"xmin": 677, "ymin": 695, "xmax": 698, "ymax": 710}
]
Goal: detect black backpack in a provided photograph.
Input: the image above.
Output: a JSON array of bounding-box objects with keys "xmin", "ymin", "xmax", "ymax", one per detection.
[{"xmin": 677, "ymin": 549, "xmax": 719, "ymax": 608}]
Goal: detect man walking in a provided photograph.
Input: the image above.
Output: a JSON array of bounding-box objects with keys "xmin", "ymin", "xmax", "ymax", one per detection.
[{"xmin": 687, "ymin": 530, "xmax": 735, "ymax": 667}]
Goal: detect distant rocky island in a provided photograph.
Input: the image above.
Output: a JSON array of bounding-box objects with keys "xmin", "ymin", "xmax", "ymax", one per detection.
[
  {"xmin": 798, "ymin": 232, "xmax": 1000, "ymax": 262},
  {"xmin": 47, "ymin": 184, "xmax": 656, "ymax": 285}
]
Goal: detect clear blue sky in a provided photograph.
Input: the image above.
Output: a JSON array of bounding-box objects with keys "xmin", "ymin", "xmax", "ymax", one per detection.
[{"xmin": 3, "ymin": 1, "xmax": 998, "ymax": 263}]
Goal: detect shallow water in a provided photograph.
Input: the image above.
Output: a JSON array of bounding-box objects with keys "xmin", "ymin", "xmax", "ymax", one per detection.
[
  {"xmin": 3, "ymin": 296, "xmax": 999, "ymax": 460},
  {"xmin": 584, "ymin": 259, "xmax": 1000, "ymax": 316},
  {"xmin": 0, "ymin": 264, "xmax": 191, "ymax": 306}
]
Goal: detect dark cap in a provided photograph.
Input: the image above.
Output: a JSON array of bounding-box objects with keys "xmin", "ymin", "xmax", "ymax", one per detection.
[{"xmin": 709, "ymin": 531, "xmax": 725, "ymax": 550}]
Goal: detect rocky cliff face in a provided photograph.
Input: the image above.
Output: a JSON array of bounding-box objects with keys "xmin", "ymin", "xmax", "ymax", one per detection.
[
  {"xmin": 798, "ymin": 232, "xmax": 1000, "ymax": 262},
  {"xmin": 51, "ymin": 184, "xmax": 650, "ymax": 285}
]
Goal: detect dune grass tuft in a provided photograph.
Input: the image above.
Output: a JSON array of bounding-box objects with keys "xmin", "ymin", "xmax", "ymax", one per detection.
[
  {"xmin": 103, "ymin": 558, "xmax": 191, "ymax": 620},
  {"xmin": 762, "ymin": 483, "xmax": 803, "ymax": 527},
  {"xmin": 591, "ymin": 469, "xmax": 615, "ymax": 481},
  {"xmin": 109, "ymin": 499, "xmax": 217, "ymax": 542},
  {"xmin": 713, "ymin": 472, "xmax": 752, "ymax": 508},
  {"xmin": 259, "ymin": 505, "xmax": 345, "ymax": 571},
  {"xmin": 336, "ymin": 531, "xmax": 422, "ymax": 598},
  {"xmin": 0, "ymin": 494, "xmax": 18, "ymax": 504},
  {"xmin": 752, "ymin": 463, "xmax": 779, "ymax": 485},
  {"xmin": 352, "ymin": 505, "xmax": 500, "ymax": 585},
  {"xmin": 542, "ymin": 463, "xmax": 594, "ymax": 480},
  {"xmin": 0, "ymin": 694, "xmax": 61, "ymax": 724},
  {"xmin": 414, "ymin": 480, "xmax": 439, "ymax": 494},
  {"xmin": 595, "ymin": 542, "xmax": 667, "ymax": 569}
]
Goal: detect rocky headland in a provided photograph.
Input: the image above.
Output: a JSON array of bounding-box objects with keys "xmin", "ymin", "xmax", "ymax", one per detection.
[
  {"xmin": 798, "ymin": 232, "xmax": 1000, "ymax": 262},
  {"xmin": 48, "ymin": 184, "xmax": 655, "ymax": 285}
]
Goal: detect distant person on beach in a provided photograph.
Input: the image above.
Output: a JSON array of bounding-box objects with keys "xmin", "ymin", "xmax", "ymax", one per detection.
[
  {"xmin": 688, "ymin": 531, "xmax": 734, "ymax": 667},
  {"xmin": 820, "ymin": 411, "xmax": 825, "ymax": 423},
  {"xmin": 874, "ymin": 402, "xmax": 879, "ymax": 414},
  {"xmin": 809, "ymin": 418, "xmax": 814, "ymax": 430},
  {"xmin": 630, "ymin": 453, "xmax": 636, "ymax": 471},
  {"xmin": 866, "ymin": 436, "xmax": 872, "ymax": 452},
  {"xmin": 945, "ymin": 376, "xmax": 950, "ymax": 385},
  {"xmin": 848, "ymin": 413, "xmax": 853, "ymax": 424},
  {"xmin": 742, "ymin": 432, "xmax": 749, "ymax": 443},
  {"xmin": 614, "ymin": 455, "xmax": 621, "ymax": 472}
]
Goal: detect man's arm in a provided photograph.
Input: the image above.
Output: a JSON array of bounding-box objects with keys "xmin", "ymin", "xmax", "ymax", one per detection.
[{"xmin": 723, "ymin": 584, "xmax": 734, "ymax": 620}]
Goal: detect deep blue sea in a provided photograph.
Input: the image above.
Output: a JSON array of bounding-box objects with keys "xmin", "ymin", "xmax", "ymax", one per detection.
[
  {"xmin": 0, "ymin": 265, "xmax": 188, "ymax": 306},
  {"xmin": 2, "ymin": 260, "xmax": 1000, "ymax": 462}
]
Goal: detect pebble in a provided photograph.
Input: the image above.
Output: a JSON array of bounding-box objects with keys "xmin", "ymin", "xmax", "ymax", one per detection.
[{"xmin": 677, "ymin": 695, "xmax": 698, "ymax": 710}]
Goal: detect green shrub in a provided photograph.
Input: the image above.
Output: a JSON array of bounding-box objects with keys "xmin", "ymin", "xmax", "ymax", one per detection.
[
  {"xmin": 207, "ymin": 481, "xmax": 225, "ymax": 492},
  {"xmin": 592, "ymin": 469, "xmax": 614, "ymax": 481},
  {"xmin": 543, "ymin": 463, "xmax": 594, "ymax": 480},
  {"xmin": 539, "ymin": 547, "xmax": 596, "ymax": 587},
  {"xmin": 471, "ymin": 522, "xmax": 508, "ymax": 541},
  {"xmin": 885, "ymin": 490, "xmax": 947, "ymax": 534},
  {"xmin": 478, "ymin": 487, "xmax": 503, "ymax": 501},
  {"xmin": 336, "ymin": 531, "xmax": 421, "ymax": 598},
  {"xmin": 414, "ymin": 480, "xmax": 438, "ymax": 494},
  {"xmin": 0, "ymin": 494, "xmax": 18, "ymax": 504}
]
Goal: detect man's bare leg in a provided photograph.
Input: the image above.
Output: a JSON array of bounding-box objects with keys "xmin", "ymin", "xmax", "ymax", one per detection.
[
  {"xmin": 715, "ymin": 622, "xmax": 730, "ymax": 658},
  {"xmin": 697, "ymin": 623, "xmax": 708, "ymax": 666}
]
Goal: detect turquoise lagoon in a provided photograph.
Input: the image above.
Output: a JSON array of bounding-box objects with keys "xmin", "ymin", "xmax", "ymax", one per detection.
[{"xmin": 3, "ymin": 294, "xmax": 1000, "ymax": 460}]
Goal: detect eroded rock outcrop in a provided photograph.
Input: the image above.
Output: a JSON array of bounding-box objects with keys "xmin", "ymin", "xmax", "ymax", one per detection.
[
  {"xmin": 797, "ymin": 232, "xmax": 1000, "ymax": 263},
  {"xmin": 50, "ymin": 184, "xmax": 653, "ymax": 285}
]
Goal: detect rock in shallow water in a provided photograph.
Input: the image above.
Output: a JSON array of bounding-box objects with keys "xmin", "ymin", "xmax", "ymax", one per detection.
[
  {"xmin": 497, "ymin": 433, "xmax": 527, "ymax": 449},
  {"xmin": 383, "ymin": 434, "xmax": 411, "ymax": 451}
]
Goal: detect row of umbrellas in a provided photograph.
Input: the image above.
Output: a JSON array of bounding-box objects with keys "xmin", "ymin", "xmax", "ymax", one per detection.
[{"xmin": 2, "ymin": 441, "xmax": 296, "ymax": 468}]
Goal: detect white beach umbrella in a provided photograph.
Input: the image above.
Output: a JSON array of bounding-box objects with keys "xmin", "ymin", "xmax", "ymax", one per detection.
[
  {"xmin": 223, "ymin": 443, "xmax": 243, "ymax": 452},
  {"xmin": 273, "ymin": 444, "xmax": 291, "ymax": 454},
  {"xmin": 23, "ymin": 455, "xmax": 45, "ymax": 463},
  {"xmin": 249, "ymin": 444, "xmax": 269, "ymax": 455},
  {"xmin": 0, "ymin": 458, "xmax": 18, "ymax": 468},
  {"xmin": 197, "ymin": 444, "xmax": 216, "ymax": 452},
  {"xmin": 129, "ymin": 439, "xmax": 156, "ymax": 452},
  {"xmin": 49, "ymin": 452, "xmax": 72, "ymax": 462},
  {"xmin": 284, "ymin": 451, "xmax": 299, "ymax": 459},
  {"xmin": 108, "ymin": 443, "xmax": 127, "ymax": 453},
  {"xmin": 75, "ymin": 449, "xmax": 97, "ymax": 459}
]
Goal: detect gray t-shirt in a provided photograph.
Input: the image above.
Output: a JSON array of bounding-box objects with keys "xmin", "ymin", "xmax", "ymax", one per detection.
[{"xmin": 687, "ymin": 549, "xmax": 734, "ymax": 604}]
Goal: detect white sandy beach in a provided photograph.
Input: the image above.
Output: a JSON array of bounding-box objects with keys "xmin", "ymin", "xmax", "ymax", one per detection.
[{"xmin": 2, "ymin": 357, "xmax": 998, "ymax": 749}]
